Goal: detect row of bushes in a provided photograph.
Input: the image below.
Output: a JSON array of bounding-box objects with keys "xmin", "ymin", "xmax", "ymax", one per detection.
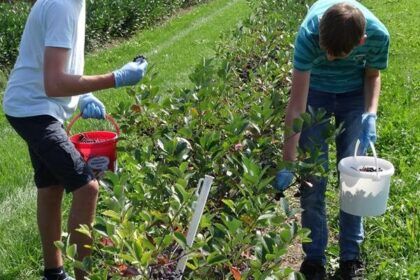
[
  {"xmin": 0, "ymin": 2, "xmax": 30, "ymax": 68},
  {"xmin": 0, "ymin": 0, "xmax": 208, "ymax": 68},
  {"xmin": 58, "ymin": 0, "xmax": 337, "ymax": 279}
]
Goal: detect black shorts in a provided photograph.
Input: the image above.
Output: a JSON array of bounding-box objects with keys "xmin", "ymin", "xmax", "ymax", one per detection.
[{"xmin": 6, "ymin": 115, "xmax": 95, "ymax": 192}]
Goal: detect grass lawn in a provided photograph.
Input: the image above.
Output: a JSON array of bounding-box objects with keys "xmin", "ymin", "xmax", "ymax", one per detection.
[{"xmin": 0, "ymin": 0, "xmax": 251, "ymax": 278}]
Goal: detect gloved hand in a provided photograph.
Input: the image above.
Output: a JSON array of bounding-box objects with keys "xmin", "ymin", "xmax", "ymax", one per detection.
[
  {"xmin": 359, "ymin": 112, "xmax": 377, "ymax": 150},
  {"xmin": 113, "ymin": 58, "xmax": 148, "ymax": 88},
  {"xmin": 273, "ymin": 168, "xmax": 294, "ymax": 192},
  {"xmin": 79, "ymin": 93, "xmax": 106, "ymax": 119}
]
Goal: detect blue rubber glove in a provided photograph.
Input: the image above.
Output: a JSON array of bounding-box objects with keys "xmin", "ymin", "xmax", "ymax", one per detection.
[
  {"xmin": 274, "ymin": 168, "xmax": 294, "ymax": 192},
  {"xmin": 360, "ymin": 112, "xmax": 377, "ymax": 150},
  {"xmin": 113, "ymin": 59, "xmax": 148, "ymax": 88},
  {"xmin": 79, "ymin": 94, "xmax": 106, "ymax": 119}
]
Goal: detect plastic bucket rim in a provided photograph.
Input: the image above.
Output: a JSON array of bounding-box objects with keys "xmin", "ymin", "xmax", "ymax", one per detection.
[
  {"xmin": 339, "ymin": 140, "xmax": 395, "ymax": 179},
  {"xmin": 338, "ymin": 156, "xmax": 395, "ymax": 179},
  {"xmin": 70, "ymin": 131, "xmax": 118, "ymax": 146}
]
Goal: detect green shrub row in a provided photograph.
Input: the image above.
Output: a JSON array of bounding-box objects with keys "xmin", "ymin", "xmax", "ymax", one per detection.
[
  {"xmin": 85, "ymin": 0, "xmax": 208, "ymax": 51},
  {"xmin": 0, "ymin": 0, "xmax": 208, "ymax": 68},
  {"xmin": 59, "ymin": 1, "xmax": 338, "ymax": 279},
  {"xmin": 0, "ymin": 2, "xmax": 30, "ymax": 68}
]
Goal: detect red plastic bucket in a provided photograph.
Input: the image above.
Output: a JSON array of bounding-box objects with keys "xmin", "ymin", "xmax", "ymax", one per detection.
[{"xmin": 67, "ymin": 114, "xmax": 120, "ymax": 176}]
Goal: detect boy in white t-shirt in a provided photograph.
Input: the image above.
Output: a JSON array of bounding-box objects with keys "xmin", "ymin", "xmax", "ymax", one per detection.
[{"xmin": 2, "ymin": 1, "xmax": 148, "ymax": 279}]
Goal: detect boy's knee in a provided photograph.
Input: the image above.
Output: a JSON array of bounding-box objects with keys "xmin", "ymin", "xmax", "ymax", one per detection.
[{"xmin": 74, "ymin": 180, "xmax": 99, "ymax": 199}]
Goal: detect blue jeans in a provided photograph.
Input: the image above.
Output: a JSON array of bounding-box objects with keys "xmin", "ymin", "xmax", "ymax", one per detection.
[{"xmin": 299, "ymin": 88, "xmax": 365, "ymax": 264}]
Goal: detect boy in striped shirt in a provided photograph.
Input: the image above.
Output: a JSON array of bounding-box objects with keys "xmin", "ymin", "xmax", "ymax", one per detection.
[{"xmin": 274, "ymin": 1, "xmax": 389, "ymax": 279}]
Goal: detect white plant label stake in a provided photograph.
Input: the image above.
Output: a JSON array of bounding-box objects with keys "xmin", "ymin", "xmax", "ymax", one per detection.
[{"xmin": 175, "ymin": 175, "xmax": 214, "ymax": 279}]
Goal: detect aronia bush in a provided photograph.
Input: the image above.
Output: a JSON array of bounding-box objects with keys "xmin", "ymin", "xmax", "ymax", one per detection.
[{"xmin": 60, "ymin": 1, "xmax": 343, "ymax": 279}]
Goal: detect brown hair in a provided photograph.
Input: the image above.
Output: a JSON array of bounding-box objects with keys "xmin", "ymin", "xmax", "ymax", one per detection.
[{"xmin": 319, "ymin": 3, "xmax": 366, "ymax": 56}]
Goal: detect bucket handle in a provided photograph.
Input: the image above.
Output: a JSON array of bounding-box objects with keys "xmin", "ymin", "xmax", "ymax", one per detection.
[
  {"xmin": 66, "ymin": 113, "xmax": 120, "ymax": 136},
  {"xmin": 354, "ymin": 139, "xmax": 380, "ymax": 179}
]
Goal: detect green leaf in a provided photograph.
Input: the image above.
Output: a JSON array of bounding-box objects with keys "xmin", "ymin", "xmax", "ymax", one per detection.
[
  {"xmin": 200, "ymin": 213, "xmax": 212, "ymax": 229},
  {"xmin": 157, "ymin": 139, "xmax": 166, "ymax": 152},
  {"xmin": 275, "ymin": 248, "xmax": 287, "ymax": 258},
  {"xmin": 113, "ymin": 181, "xmax": 124, "ymax": 201},
  {"xmin": 224, "ymin": 218, "xmax": 242, "ymax": 234},
  {"xmin": 179, "ymin": 127, "xmax": 193, "ymax": 138},
  {"xmin": 121, "ymin": 254, "xmax": 137, "ymax": 263},
  {"xmin": 162, "ymin": 234, "xmax": 173, "ymax": 248},
  {"xmin": 257, "ymin": 213, "xmax": 276, "ymax": 221},
  {"xmin": 207, "ymin": 252, "xmax": 227, "ymax": 265},
  {"xmin": 82, "ymin": 256, "xmax": 93, "ymax": 271},
  {"xmin": 141, "ymin": 251, "xmax": 152, "ymax": 266},
  {"xmin": 73, "ymin": 260, "xmax": 84, "ymax": 270},
  {"xmin": 142, "ymin": 236, "xmax": 156, "ymax": 251},
  {"xmin": 174, "ymin": 181, "xmax": 189, "ymax": 203},
  {"xmin": 280, "ymin": 197, "xmax": 291, "ymax": 217},
  {"xmin": 280, "ymin": 229, "xmax": 292, "ymax": 243},
  {"xmin": 257, "ymin": 175, "xmax": 275, "ymax": 190},
  {"xmin": 265, "ymin": 253, "xmax": 276, "ymax": 261},
  {"xmin": 104, "ymin": 171, "xmax": 119, "ymax": 187},
  {"xmin": 186, "ymin": 261, "xmax": 198, "ymax": 270},
  {"xmin": 54, "ymin": 241, "xmax": 65, "ymax": 250},
  {"xmin": 292, "ymin": 117, "xmax": 304, "ymax": 133},
  {"xmin": 270, "ymin": 215, "xmax": 285, "ymax": 225},
  {"xmin": 102, "ymin": 210, "xmax": 121, "ymax": 221},
  {"xmin": 214, "ymin": 223, "xmax": 227, "ymax": 234},
  {"xmin": 315, "ymin": 107, "xmax": 327, "ymax": 121},
  {"xmin": 174, "ymin": 232, "xmax": 187, "ymax": 248},
  {"xmin": 300, "ymin": 113, "xmax": 311, "ymax": 129},
  {"xmin": 134, "ymin": 239, "xmax": 143, "ymax": 260},
  {"xmin": 222, "ymin": 199, "xmax": 236, "ymax": 212},
  {"xmin": 250, "ymin": 259, "xmax": 262, "ymax": 270},
  {"xmin": 66, "ymin": 244, "xmax": 77, "ymax": 259},
  {"xmin": 105, "ymin": 221, "xmax": 116, "ymax": 236},
  {"xmin": 175, "ymin": 137, "xmax": 192, "ymax": 160},
  {"xmin": 75, "ymin": 224, "xmax": 92, "ymax": 239}
]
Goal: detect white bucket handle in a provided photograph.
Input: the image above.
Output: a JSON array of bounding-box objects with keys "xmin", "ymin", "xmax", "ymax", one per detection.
[{"xmin": 354, "ymin": 139, "xmax": 380, "ymax": 179}]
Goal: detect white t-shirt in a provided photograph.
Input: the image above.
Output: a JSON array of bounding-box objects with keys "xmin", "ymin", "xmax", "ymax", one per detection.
[{"xmin": 3, "ymin": 0, "xmax": 86, "ymax": 123}]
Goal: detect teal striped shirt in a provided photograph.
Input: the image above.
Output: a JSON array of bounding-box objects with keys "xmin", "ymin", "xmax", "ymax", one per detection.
[{"xmin": 293, "ymin": 0, "xmax": 390, "ymax": 93}]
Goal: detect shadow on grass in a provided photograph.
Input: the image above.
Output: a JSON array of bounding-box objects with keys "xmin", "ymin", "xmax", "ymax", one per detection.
[
  {"xmin": 0, "ymin": 273, "xmax": 17, "ymax": 280},
  {"xmin": 0, "ymin": 267, "xmax": 42, "ymax": 280}
]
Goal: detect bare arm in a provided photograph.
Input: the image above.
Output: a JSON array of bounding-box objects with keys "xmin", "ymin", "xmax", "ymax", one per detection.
[
  {"xmin": 283, "ymin": 69, "xmax": 311, "ymax": 162},
  {"xmin": 363, "ymin": 68, "xmax": 381, "ymax": 114},
  {"xmin": 44, "ymin": 47, "xmax": 115, "ymax": 97}
]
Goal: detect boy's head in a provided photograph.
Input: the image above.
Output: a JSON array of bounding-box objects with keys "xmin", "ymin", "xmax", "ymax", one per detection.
[{"xmin": 319, "ymin": 3, "xmax": 366, "ymax": 59}]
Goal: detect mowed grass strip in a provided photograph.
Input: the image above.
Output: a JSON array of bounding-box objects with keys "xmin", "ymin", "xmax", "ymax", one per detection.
[
  {"xmin": 85, "ymin": 0, "xmax": 250, "ymax": 104},
  {"xmin": 0, "ymin": 0, "xmax": 251, "ymax": 279}
]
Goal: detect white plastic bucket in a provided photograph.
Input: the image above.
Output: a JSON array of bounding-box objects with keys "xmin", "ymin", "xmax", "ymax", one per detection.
[{"xmin": 338, "ymin": 140, "xmax": 394, "ymax": 217}]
